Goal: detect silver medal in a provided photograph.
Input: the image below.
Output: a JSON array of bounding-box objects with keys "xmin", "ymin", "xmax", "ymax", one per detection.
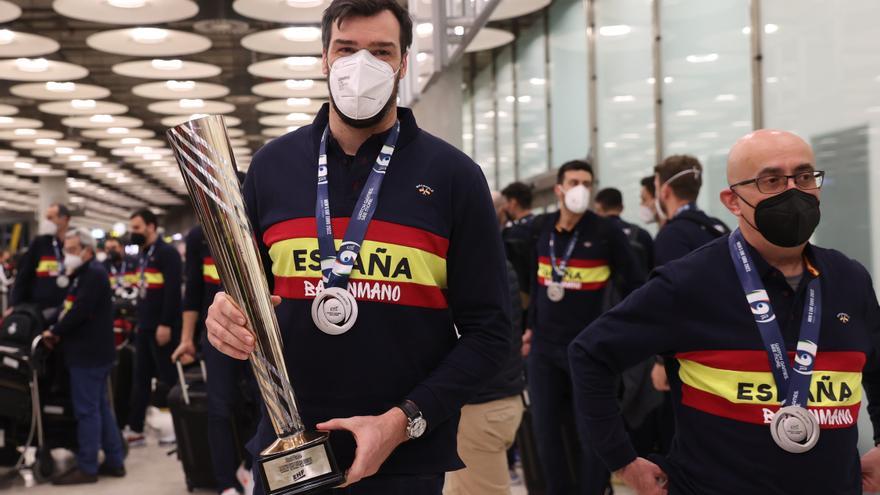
[
  {"xmin": 311, "ymin": 286, "xmax": 358, "ymax": 335},
  {"xmin": 770, "ymin": 405, "xmax": 819, "ymax": 453},
  {"xmin": 139, "ymin": 285, "xmax": 147, "ymax": 299},
  {"xmin": 547, "ymin": 282, "xmax": 565, "ymax": 302},
  {"xmin": 56, "ymin": 274, "xmax": 69, "ymax": 289}
]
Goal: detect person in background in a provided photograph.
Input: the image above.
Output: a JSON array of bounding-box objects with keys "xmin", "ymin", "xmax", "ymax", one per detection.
[
  {"xmin": 172, "ymin": 223, "xmax": 255, "ymax": 495},
  {"xmin": 568, "ymin": 130, "xmax": 880, "ymax": 495},
  {"xmin": 7, "ymin": 203, "xmax": 71, "ymax": 316},
  {"xmin": 524, "ymin": 160, "xmax": 642, "ymax": 495},
  {"xmin": 123, "ymin": 208, "xmax": 182, "ymax": 447},
  {"xmin": 102, "ymin": 236, "xmax": 137, "ymax": 292},
  {"xmin": 501, "ymin": 181, "xmax": 537, "ymax": 316},
  {"xmin": 41, "ymin": 228, "xmax": 125, "ymax": 485},
  {"xmin": 639, "ymin": 176, "xmax": 661, "ymax": 228},
  {"xmin": 653, "ymin": 155, "xmax": 730, "ymax": 266},
  {"xmin": 444, "ymin": 192, "xmax": 525, "ymax": 495},
  {"xmin": 594, "ymin": 187, "xmax": 654, "ymax": 273}
]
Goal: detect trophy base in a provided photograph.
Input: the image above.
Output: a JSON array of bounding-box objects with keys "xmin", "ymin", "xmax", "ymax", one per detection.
[{"xmin": 258, "ymin": 430, "xmax": 345, "ymax": 495}]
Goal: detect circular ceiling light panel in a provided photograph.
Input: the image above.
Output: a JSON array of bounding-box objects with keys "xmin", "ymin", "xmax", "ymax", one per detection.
[
  {"xmin": 232, "ymin": 0, "xmax": 327, "ymax": 24},
  {"xmin": 147, "ymin": 99, "xmax": 235, "ymax": 115},
  {"xmin": 81, "ymin": 127, "xmax": 155, "ymax": 139},
  {"xmin": 0, "ymin": 59, "xmax": 89, "ymax": 82},
  {"xmin": 87, "ymin": 28, "xmax": 211, "ymax": 57},
  {"xmin": 112, "ymin": 59, "xmax": 221, "ymax": 79},
  {"xmin": 226, "ymin": 128, "xmax": 245, "ymax": 138},
  {"xmin": 0, "ymin": 31, "xmax": 60, "ymax": 58},
  {"xmin": 255, "ymin": 98, "xmax": 326, "ymax": 114},
  {"xmin": 62, "ymin": 115, "xmax": 143, "ymax": 128},
  {"xmin": 38, "ymin": 99, "xmax": 128, "ymax": 116},
  {"xmin": 111, "ymin": 147, "xmax": 173, "ymax": 157},
  {"xmin": 132, "ymin": 80, "xmax": 229, "ymax": 100},
  {"xmin": 53, "ymin": 0, "xmax": 199, "ymax": 25},
  {"xmin": 247, "ymin": 56, "xmax": 324, "ymax": 79},
  {"xmin": 0, "ymin": 1, "xmax": 21, "ymax": 22},
  {"xmin": 489, "ymin": 0, "xmax": 552, "ymax": 20},
  {"xmin": 11, "ymin": 81, "xmax": 111, "ymax": 100},
  {"xmin": 160, "ymin": 114, "xmax": 241, "ymax": 128},
  {"xmin": 252, "ymin": 80, "xmax": 328, "ymax": 98},
  {"xmin": 12, "ymin": 139, "xmax": 80, "ymax": 150},
  {"xmin": 241, "ymin": 27, "xmax": 322, "ymax": 56},
  {"xmin": 259, "ymin": 113, "xmax": 313, "ymax": 127},
  {"xmin": 465, "ymin": 28, "xmax": 515, "ymax": 53},
  {"xmin": 97, "ymin": 138, "xmax": 165, "ymax": 148},
  {"xmin": 0, "ymin": 104, "xmax": 17, "ymax": 116},
  {"xmin": 0, "ymin": 116, "xmax": 42, "ymax": 129},
  {"xmin": 0, "ymin": 129, "xmax": 63, "ymax": 140},
  {"xmin": 261, "ymin": 126, "xmax": 301, "ymax": 138}
]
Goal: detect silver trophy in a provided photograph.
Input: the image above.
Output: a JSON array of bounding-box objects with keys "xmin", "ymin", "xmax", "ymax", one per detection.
[{"xmin": 167, "ymin": 115, "xmax": 344, "ymax": 494}]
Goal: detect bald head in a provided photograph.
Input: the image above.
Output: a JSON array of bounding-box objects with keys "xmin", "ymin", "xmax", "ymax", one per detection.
[{"xmin": 727, "ymin": 129, "xmax": 814, "ymax": 185}]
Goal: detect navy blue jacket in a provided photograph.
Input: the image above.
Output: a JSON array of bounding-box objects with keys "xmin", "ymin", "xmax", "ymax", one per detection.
[
  {"xmin": 608, "ymin": 214, "xmax": 654, "ymax": 271},
  {"xmin": 654, "ymin": 205, "xmax": 729, "ymax": 266},
  {"xmin": 183, "ymin": 225, "xmax": 221, "ymax": 317},
  {"xmin": 51, "ymin": 259, "xmax": 115, "ymax": 368},
  {"xmin": 243, "ymin": 104, "xmax": 511, "ymax": 475},
  {"xmin": 103, "ymin": 254, "xmax": 138, "ymax": 291},
  {"xmin": 569, "ymin": 235, "xmax": 880, "ymax": 494},
  {"xmin": 135, "ymin": 238, "xmax": 182, "ymax": 331},
  {"xmin": 10, "ymin": 234, "xmax": 66, "ymax": 310}
]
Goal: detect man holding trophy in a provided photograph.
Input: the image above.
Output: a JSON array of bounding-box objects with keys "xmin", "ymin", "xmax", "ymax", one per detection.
[{"xmin": 168, "ymin": 1, "xmax": 512, "ymax": 494}]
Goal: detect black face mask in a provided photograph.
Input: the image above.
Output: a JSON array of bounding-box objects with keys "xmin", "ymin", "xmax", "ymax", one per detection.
[
  {"xmin": 129, "ymin": 233, "xmax": 146, "ymax": 247},
  {"xmin": 109, "ymin": 250, "xmax": 122, "ymax": 262},
  {"xmin": 745, "ymin": 189, "xmax": 821, "ymax": 248}
]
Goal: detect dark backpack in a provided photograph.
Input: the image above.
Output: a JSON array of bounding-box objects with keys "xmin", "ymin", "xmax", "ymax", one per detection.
[
  {"xmin": 0, "ymin": 303, "xmax": 46, "ymax": 347},
  {"xmin": 672, "ymin": 210, "xmax": 731, "ymax": 239}
]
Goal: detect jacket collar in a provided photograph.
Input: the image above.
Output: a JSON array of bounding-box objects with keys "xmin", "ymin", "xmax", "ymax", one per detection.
[{"xmin": 309, "ymin": 103, "xmax": 420, "ymax": 157}]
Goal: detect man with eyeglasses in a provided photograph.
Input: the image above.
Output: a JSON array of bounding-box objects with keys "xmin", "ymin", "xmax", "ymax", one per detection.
[{"xmin": 568, "ymin": 130, "xmax": 880, "ymax": 495}]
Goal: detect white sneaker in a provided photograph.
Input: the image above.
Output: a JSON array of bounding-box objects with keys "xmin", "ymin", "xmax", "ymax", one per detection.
[
  {"xmin": 121, "ymin": 426, "xmax": 146, "ymax": 448},
  {"xmin": 158, "ymin": 430, "xmax": 176, "ymax": 446},
  {"xmin": 236, "ymin": 464, "xmax": 254, "ymax": 495}
]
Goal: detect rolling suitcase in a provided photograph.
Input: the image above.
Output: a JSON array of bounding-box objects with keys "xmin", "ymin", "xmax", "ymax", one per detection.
[
  {"xmin": 516, "ymin": 390, "xmax": 546, "ymax": 495},
  {"xmin": 168, "ymin": 360, "xmax": 219, "ymax": 492}
]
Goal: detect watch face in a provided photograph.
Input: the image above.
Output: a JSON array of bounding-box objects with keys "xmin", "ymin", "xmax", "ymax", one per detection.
[{"xmin": 409, "ymin": 417, "xmax": 427, "ymax": 439}]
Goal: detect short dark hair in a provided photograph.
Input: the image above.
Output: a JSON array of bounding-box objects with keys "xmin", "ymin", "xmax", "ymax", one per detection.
[
  {"xmin": 501, "ymin": 182, "xmax": 533, "ymax": 210},
  {"xmin": 654, "ymin": 154, "xmax": 703, "ymax": 202},
  {"xmin": 130, "ymin": 208, "xmax": 158, "ymax": 228},
  {"xmin": 557, "ymin": 160, "xmax": 594, "ymax": 185},
  {"xmin": 104, "ymin": 237, "xmax": 122, "ymax": 246},
  {"xmin": 640, "ymin": 176, "xmax": 656, "ymax": 197},
  {"xmin": 51, "ymin": 203, "xmax": 71, "ymax": 219},
  {"xmin": 321, "ymin": 0, "xmax": 413, "ymax": 54},
  {"xmin": 594, "ymin": 187, "xmax": 623, "ymax": 211}
]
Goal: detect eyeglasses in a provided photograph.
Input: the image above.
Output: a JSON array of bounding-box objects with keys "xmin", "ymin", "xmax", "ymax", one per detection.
[{"xmin": 729, "ymin": 170, "xmax": 825, "ymax": 194}]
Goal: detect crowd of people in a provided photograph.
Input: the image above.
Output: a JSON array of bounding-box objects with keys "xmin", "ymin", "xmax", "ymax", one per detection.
[{"xmin": 2, "ymin": 1, "xmax": 880, "ymax": 495}]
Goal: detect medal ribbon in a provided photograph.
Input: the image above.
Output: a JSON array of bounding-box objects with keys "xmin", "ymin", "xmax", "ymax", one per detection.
[
  {"xmin": 728, "ymin": 229, "xmax": 822, "ymax": 408},
  {"xmin": 138, "ymin": 244, "xmax": 157, "ymax": 294},
  {"xmin": 549, "ymin": 228, "xmax": 580, "ymax": 284},
  {"xmin": 52, "ymin": 237, "xmax": 65, "ymax": 276},
  {"xmin": 315, "ymin": 121, "xmax": 401, "ymax": 289}
]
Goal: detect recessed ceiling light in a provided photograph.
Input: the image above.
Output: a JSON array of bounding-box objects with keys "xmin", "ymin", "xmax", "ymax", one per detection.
[
  {"xmin": 613, "ymin": 95, "xmax": 635, "ymax": 103},
  {"xmin": 179, "ymin": 98, "xmax": 204, "ymax": 108},
  {"xmin": 764, "ymin": 24, "xmax": 779, "ymax": 34},
  {"xmin": 121, "ymin": 137, "xmax": 142, "ymax": 144},
  {"xmin": 416, "ymin": 23, "xmax": 433, "ymax": 38},
  {"xmin": 82, "ymin": 161, "xmax": 103, "ymax": 168},
  {"xmin": 143, "ymin": 153, "xmax": 163, "ymax": 160},
  {"xmin": 285, "ymin": 0, "xmax": 323, "ymax": 7},
  {"xmin": 676, "ymin": 109, "xmax": 698, "ymax": 117},
  {"xmin": 286, "ymin": 112, "xmax": 311, "ymax": 120},
  {"xmin": 15, "ymin": 128, "xmax": 36, "ymax": 136},
  {"xmin": 0, "ymin": 29, "xmax": 15, "ymax": 45},
  {"xmin": 71, "ymin": 99, "xmax": 96, "ymax": 109},
  {"xmin": 453, "ymin": 26, "xmax": 465, "ymax": 36},
  {"xmin": 416, "ymin": 52, "xmax": 428, "ymax": 63},
  {"xmin": 284, "ymin": 56, "xmax": 318, "ymax": 68},
  {"xmin": 15, "ymin": 58, "xmax": 50, "ymax": 73},
  {"xmin": 46, "ymin": 81, "xmax": 76, "ymax": 92},
  {"xmin": 529, "ymin": 78, "xmax": 546, "ymax": 86},
  {"xmin": 599, "ymin": 25, "xmax": 631, "ymax": 37},
  {"xmin": 284, "ymin": 79, "xmax": 315, "ymax": 90},
  {"xmin": 281, "ymin": 27, "xmax": 321, "ymax": 42},
  {"xmin": 131, "ymin": 28, "xmax": 169, "ymax": 44},
  {"xmin": 151, "ymin": 59, "xmax": 182, "ymax": 70},
  {"xmin": 108, "ymin": 0, "xmax": 147, "ymax": 8},
  {"xmin": 55, "ymin": 146, "xmax": 75, "ymax": 154},
  {"xmin": 686, "ymin": 53, "xmax": 718, "ymax": 63},
  {"xmin": 107, "ymin": 127, "xmax": 129, "ymax": 134},
  {"xmin": 69, "ymin": 154, "xmax": 89, "ymax": 161},
  {"xmin": 285, "ymin": 97, "xmax": 311, "ymax": 107},
  {"xmin": 165, "ymin": 80, "xmax": 196, "ymax": 91},
  {"xmin": 0, "ymin": 117, "xmax": 13, "ymax": 124},
  {"xmin": 90, "ymin": 114, "xmax": 114, "ymax": 123},
  {"xmin": 35, "ymin": 138, "xmax": 57, "ymax": 145},
  {"xmin": 14, "ymin": 161, "xmax": 33, "ymax": 169}
]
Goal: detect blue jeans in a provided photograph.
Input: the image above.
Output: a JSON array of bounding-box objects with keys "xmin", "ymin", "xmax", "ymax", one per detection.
[
  {"xmin": 203, "ymin": 331, "xmax": 254, "ymax": 493},
  {"xmin": 69, "ymin": 364, "xmax": 125, "ymax": 475},
  {"xmin": 128, "ymin": 326, "xmax": 177, "ymax": 432},
  {"xmin": 527, "ymin": 340, "xmax": 610, "ymax": 495}
]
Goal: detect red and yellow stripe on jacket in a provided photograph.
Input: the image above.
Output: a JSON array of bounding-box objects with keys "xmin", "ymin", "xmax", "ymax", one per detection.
[
  {"xmin": 677, "ymin": 350, "xmax": 865, "ymax": 429},
  {"xmin": 263, "ymin": 218, "xmax": 449, "ymax": 309},
  {"xmin": 36, "ymin": 256, "xmax": 59, "ymax": 278},
  {"xmin": 109, "ymin": 271, "xmax": 138, "ymax": 289},
  {"xmin": 536, "ymin": 256, "xmax": 610, "ymax": 291},
  {"xmin": 60, "ymin": 294, "xmax": 75, "ymax": 319},
  {"xmin": 203, "ymin": 256, "xmax": 220, "ymax": 285},
  {"xmin": 143, "ymin": 267, "xmax": 165, "ymax": 289}
]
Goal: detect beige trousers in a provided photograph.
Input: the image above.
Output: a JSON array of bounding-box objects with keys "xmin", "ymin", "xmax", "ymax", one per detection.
[{"xmin": 444, "ymin": 394, "xmax": 525, "ymax": 495}]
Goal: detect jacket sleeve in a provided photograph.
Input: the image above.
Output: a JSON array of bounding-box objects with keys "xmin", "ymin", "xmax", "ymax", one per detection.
[
  {"xmin": 859, "ymin": 266, "xmax": 880, "ymax": 445},
  {"xmin": 52, "ymin": 270, "xmax": 101, "ymax": 336},
  {"xmin": 159, "ymin": 246, "xmax": 183, "ymax": 327},
  {"xmin": 568, "ymin": 265, "xmax": 683, "ymax": 471},
  {"xmin": 243, "ymin": 166, "xmax": 274, "ymax": 294},
  {"xmin": 10, "ymin": 237, "xmax": 41, "ymax": 306},
  {"xmin": 183, "ymin": 229, "xmax": 204, "ymax": 313},
  {"xmin": 405, "ymin": 162, "xmax": 511, "ymax": 431}
]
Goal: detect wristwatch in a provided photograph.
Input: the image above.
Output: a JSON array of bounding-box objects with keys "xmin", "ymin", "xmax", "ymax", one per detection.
[{"xmin": 397, "ymin": 400, "xmax": 427, "ymax": 440}]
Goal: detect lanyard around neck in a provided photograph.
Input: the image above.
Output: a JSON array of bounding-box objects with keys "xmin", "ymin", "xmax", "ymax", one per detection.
[
  {"xmin": 315, "ymin": 121, "xmax": 401, "ymax": 289},
  {"xmin": 728, "ymin": 229, "xmax": 822, "ymax": 408},
  {"xmin": 549, "ymin": 228, "xmax": 580, "ymax": 284}
]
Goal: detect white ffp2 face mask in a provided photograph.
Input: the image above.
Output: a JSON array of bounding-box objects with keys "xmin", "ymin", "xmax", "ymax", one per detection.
[
  {"xmin": 563, "ymin": 184, "xmax": 591, "ymax": 215},
  {"xmin": 329, "ymin": 49, "xmax": 399, "ymax": 121},
  {"xmin": 638, "ymin": 204, "xmax": 657, "ymax": 224},
  {"xmin": 63, "ymin": 254, "xmax": 83, "ymax": 274}
]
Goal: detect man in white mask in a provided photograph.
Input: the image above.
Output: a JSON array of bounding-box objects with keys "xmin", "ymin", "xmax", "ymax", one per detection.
[
  {"xmin": 204, "ymin": 1, "xmax": 513, "ymax": 494},
  {"xmin": 521, "ymin": 160, "xmax": 643, "ymax": 495}
]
